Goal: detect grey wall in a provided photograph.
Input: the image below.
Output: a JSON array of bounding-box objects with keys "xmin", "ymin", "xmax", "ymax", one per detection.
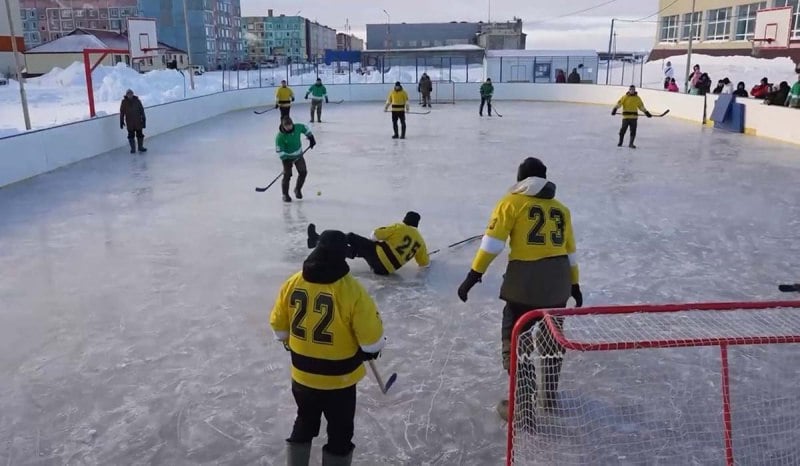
[{"xmin": 366, "ymin": 22, "xmax": 480, "ymax": 50}]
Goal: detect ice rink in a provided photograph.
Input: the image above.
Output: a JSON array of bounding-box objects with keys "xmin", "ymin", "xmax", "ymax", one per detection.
[{"xmin": 1, "ymin": 100, "xmax": 800, "ymax": 465}]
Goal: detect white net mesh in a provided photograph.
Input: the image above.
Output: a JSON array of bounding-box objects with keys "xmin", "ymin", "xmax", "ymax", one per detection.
[
  {"xmin": 509, "ymin": 306, "xmax": 800, "ymax": 466},
  {"xmin": 431, "ymin": 80, "xmax": 455, "ymax": 104}
]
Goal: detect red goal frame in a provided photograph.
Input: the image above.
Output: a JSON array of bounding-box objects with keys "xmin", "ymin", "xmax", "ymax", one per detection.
[{"xmin": 506, "ymin": 300, "xmax": 800, "ymax": 466}]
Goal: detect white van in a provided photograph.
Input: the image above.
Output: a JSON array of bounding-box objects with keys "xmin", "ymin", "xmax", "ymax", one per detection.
[{"xmin": 189, "ymin": 65, "xmax": 205, "ymax": 76}]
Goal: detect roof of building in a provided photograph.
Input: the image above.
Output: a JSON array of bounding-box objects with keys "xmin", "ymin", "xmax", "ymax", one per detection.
[
  {"xmin": 26, "ymin": 29, "xmax": 186, "ymax": 54},
  {"xmin": 365, "ymin": 44, "xmax": 484, "ymax": 53},
  {"xmin": 485, "ymin": 49, "xmax": 598, "ymax": 58}
]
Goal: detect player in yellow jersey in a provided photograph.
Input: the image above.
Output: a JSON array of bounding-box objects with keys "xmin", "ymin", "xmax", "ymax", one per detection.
[
  {"xmin": 275, "ymin": 80, "xmax": 295, "ymax": 119},
  {"xmin": 612, "ymin": 85, "xmax": 651, "ymax": 148},
  {"xmin": 271, "ymin": 230, "xmax": 385, "ymax": 466},
  {"xmin": 306, "ymin": 212, "xmax": 429, "ymax": 275},
  {"xmin": 457, "ymin": 157, "xmax": 583, "ymax": 420},
  {"xmin": 384, "ymin": 81, "xmax": 410, "ymax": 139}
]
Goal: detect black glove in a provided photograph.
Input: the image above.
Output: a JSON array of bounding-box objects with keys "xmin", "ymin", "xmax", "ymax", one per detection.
[
  {"xmin": 304, "ymin": 94, "xmax": 309, "ymax": 99},
  {"xmin": 291, "ymin": 96, "xmax": 295, "ymax": 102},
  {"xmin": 325, "ymin": 97, "xmax": 329, "ymax": 103},
  {"xmin": 571, "ymin": 284, "xmax": 583, "ymax": 308},
  {"xmin": 120, "ymin": 122, "xmax": 125, "ymax": 129},
  {"xmin": 358, "ymin": 348, "xmax": 381, "ymax": 361},
  {"xmin": 274, "ymin": 104, "xmax": 279, "ymax": 109},
  {"xmin": 611, "ymin": 108, "xmax": 617, "ymax": 116},
  {"xmin": 308, "ymin": 135, "xmax": 317, "ymax": 149},
  {"xmin": 457, "ymin": 270, "xmax": 483, "ymax": 302},
  {"xmin": 645, "ymin": 111, "xmax": 652, "ymax": 118}
]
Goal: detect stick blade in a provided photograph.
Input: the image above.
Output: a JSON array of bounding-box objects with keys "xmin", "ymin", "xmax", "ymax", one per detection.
[
  {"xmin": 255, "ymin": 187, "xmax": 267, "ymax": 192},
  {"xmin": 383, "ymin": 373, "xmax": 398, "ymax": 393},
  {"xmin": 779, "ymin": 284, "xmax": 800, "ymax": 292},
  {"xmin": 660, "ymin": 109, "xmax": 670, "ymax": 117}
]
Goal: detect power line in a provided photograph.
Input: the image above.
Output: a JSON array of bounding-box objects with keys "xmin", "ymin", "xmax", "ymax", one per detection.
[
  {"xmin": 555, "ymin": 0, "xmax": 620, "ymax": 19},
  {"xmin": 631, "ymin": 0, "xmax": 681, "ymax": 22}
]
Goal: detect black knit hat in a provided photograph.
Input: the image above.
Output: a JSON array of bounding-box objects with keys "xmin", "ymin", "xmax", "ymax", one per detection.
[
  {"xmin": 395, "ymin": 81, "xmax": 402, "ymax": 87},
  {"xmin": 517, "ymin": 157, "xmax": 547, "ymax": 181},
  {"xmin": 317, "ymin": 230, "xmax": 348, "ymax": 261},
  {"xmin": 403, "ymin": 211, "xmax": 421, "ymax": 227}
]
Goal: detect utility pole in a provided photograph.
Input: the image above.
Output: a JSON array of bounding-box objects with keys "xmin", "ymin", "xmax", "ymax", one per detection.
[
  {"xmin": 4, "ymin": 0, "xmax": 31, "ymax": 130},
  {"xmin": 684, "ymin": 0, "xmax": 697, "ymax": 93},
  {"xmin": 605, "ymin": 18, "xmax": 615, "ymax": 85},
  {"xmin": 182, "ymin": 0, "xmax": 195, "ymax": 90}
]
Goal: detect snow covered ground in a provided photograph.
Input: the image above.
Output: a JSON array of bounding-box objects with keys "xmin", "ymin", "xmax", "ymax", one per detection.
[
  {"xmin": 603, "ymin": 53, "xmax": 799, "ymax": 91},
  {"xmin": 0, "ymin": 62, "xmax": 483, "ymax": 136},
  {"xmin": 1, "ymin": 101, "xmax": 799, "ymax": 465}
]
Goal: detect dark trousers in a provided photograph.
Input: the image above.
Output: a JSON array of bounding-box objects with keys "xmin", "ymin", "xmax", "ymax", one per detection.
[
  {"xmin": 127, "ymin": 128, "xmax": 144, "ymax": 151},
  {"xmin": 479, "ymin": 97, "xmax": 492, "ymax": 115},
  {"xmin": 619, "ymin": 118, "xmax": 638, "ymax": 145},
  {"xmin": 391, "ymin": 111, "xmax": 406, "ymax": 137},
  {"xmin": 280, "ymin": 106, "xmax": 291, "ymax": 119},
  {"xmin": 288, "ymin": 381, "xmax": 356, "ymax": 457},
  {"xmin": 310, "ymin": 100, "xmax": 322, "ymax": 121},
  {"xmin": 281, "ymin": 156, "xmax": 307, "ymax": 195},
  {"xmin": 346, "ymin": 233, "xmax": 389, "ymax": 275},
  {"xmin": 421, "ymin": 92, "xmax": 431, "ymax": 107}
]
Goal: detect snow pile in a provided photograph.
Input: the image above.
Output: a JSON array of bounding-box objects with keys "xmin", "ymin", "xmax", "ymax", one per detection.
[{"xmin": 602, "ymin": 53, "xmax": 799, "ymax": 90}]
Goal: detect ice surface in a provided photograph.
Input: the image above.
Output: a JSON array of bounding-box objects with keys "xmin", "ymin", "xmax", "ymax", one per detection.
[{"xmin": 1, "ymin": 101, "xmax": 800, "ymax": 465}]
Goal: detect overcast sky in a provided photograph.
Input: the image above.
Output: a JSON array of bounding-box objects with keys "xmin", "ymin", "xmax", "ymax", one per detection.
[{"xmin": 241, "ymin": 0, "xmax": 659, "ymax": 51}]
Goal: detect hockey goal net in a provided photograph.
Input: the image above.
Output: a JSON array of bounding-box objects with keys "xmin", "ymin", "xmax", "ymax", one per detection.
[
  {"xmin": 507, "ymin": 301, "xmax": 800, "ymax": 466},
  {"xmin": 431, "ymin": 80, "xmax": 455, "ymax": 104}
]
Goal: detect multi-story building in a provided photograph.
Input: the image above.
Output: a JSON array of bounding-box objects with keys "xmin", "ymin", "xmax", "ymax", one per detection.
[
  {"xmin": 18, "ymin": 0, "xmax": 139, "ymax": 49},
  {"xmin": 477, "ymin": 18, "xmax": 526, "ymax": 50},
  {"xmin": 365, "ymin": 20, "xmax": 525, "ymax": 51},
  {"xmin": 650, "ymin": 0, "xmax": 800, "ymax": 62},
  {"xmin": 336, "ymin": 32, "xmax": 364, "ymax": 51},
  {"xmin": 2, "ymin": 0, "xmax": 25, "ymax": 77},
  {"xmin": 262, "ymin": 13, "xmax": 306, "ymax": 63},
  {"xmin": 306, "ymin": 20, "xmax": 336, "ymax": 62},
  {"xmin": 138, "ymin": 0, "xmax": 244, "ymax": 69},
  {"xmin": 243, "ymin": 16, "xmax": 269, "ymax": 63}
]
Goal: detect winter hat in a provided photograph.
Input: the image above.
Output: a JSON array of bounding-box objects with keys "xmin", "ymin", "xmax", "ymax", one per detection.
[
  {"xmin": 403, "ymin": 211, "xmax": 421, "ymax": 228},
  {"xmin": 125, "ymin": 89, "xmax": 134, "ymax": 96},
  {"xmin": 282, "ymin": 116, "xmax": 293, "ymax": 126},
  {"xmin": 517, "ymin": 157, "xmax": 547, "ymax": 181},
  {"xmin": 395, "ymin": 81, "xmax": 402, "ymax": 87},
  {"xmin": 316, "ymin": 230, "xmax": 349, "ymax": 263}
]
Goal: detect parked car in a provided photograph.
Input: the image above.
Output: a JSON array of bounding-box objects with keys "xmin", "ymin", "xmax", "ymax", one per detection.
[
  {"xmin": 189, "ymin": 65, "xmax": 205, "ymax": 76},
  {"xmin": 0, "ymin": 75, "xmax": 8, "ymax": 86},
  {"xmin": 261, "ymin": 61, "xmax": 280, "ymax": 69}
]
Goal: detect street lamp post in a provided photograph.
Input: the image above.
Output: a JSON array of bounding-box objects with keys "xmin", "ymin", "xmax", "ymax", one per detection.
[
  {"xmin": 383, "ymin": 9, "xmax": 390, "ymax": 50},
  {"xmin": 182, "ymin": 0, "xmax": 195, "ymax": 90},
  {"xmin": 684, "ymin": 0, "xmax": 697, "ymax": 93},
  {"xmin": 4, "ymin": 0, "xmax": 31, "ymax": 130}
]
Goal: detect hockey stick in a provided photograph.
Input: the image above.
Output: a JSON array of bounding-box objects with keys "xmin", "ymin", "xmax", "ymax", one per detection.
[
  {"xmin": 329, "ymin": 99, "xmax": 345, "ymax": 104},
  {"xmin": 368, "ymin": 361, "xmax": 397, "ymax": 394},
  {"xmin": 254, "ymin": 107, "xmax": 277, "ymax": 115},
  {"xmin": 429, "ymin": 234, "xmax": 483, "ymax": 255},
  {"xmin": 255, "ymin": 147, "xmax": 311, "ymax": 192},
  {"xmin": 635, "ymin": 110, "xmax": 670, "ymax": 117},
  {"xmin": 779, "ymin": 284, "xmax": 800, "ymax": 292},
  {"xmin": 491, "ymin": 106, "xmax": 503, "ymax": 117}
]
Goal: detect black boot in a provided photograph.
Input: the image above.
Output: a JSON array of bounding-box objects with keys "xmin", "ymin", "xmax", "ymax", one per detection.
[
  {"xmin": 294, "ymin": 172, "xmax": 306, "ymax": 199},
  {"xmin": 137, "ymin": 136, "xmax": 147, "ymax": 153},
  {"xmin": 629, "ymin": 135, "xmax": 636, "ymax": 149},
  {"xmin": 617, "ymin": 134, "xmax": 624, "ymax": 147},
  {"xmin": 281, "ymin": 177, "xmax": 292, "ymax": 202},
  {"xmin": 128, "ymin": 138, "xmax": 136, "ymax": 154},
  {"xmin": 400, "ymin": 125, "xmax": 406, "ymax": 139},
  {"xmin": 307, "ymin": 224, "xmax": 319, "ymax": 248}
]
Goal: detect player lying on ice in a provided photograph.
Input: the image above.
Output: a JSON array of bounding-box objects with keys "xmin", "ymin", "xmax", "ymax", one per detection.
[{"xmin": 306, "ymin": 212, "xmax": 429, "ymax": 275}]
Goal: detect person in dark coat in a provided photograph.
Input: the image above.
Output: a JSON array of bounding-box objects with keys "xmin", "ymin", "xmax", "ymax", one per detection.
[
  {"xmin": 120, "ymin": 89, "xmax": 147, "ymax": 153},
  {"xmin": 555, "ymin": 69, "xmax": 566, "ymax": 83},
  {"xmin": 765, "ymin": 81, "xmax": 791, "ymax": 106},
  {"xmin": 418, "ymin": 73, "xmax": 433, "ymax": 107},
  {"xmin": 567, "ymin": 68, "xmax": 581, "ymax": 83},
  {"xmin": 733, "ymin": 82, "xmax": 749, "ymax": 98}
]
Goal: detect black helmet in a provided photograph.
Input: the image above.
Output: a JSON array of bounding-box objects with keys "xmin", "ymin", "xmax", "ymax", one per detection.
[{"xmin": 517, "ymin": 157, "xmax": 547, "ymax": 181}]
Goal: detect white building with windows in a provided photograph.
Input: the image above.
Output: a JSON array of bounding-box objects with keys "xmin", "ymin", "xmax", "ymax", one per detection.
[{"xmin": 650, "ymin": 0, "xmax": 800, "ymax": 63}]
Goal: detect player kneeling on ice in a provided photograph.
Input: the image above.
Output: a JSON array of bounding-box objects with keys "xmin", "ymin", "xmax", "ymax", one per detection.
[
  {"xmin": 120, "ymin": 89, "xmax": 147, "ymax": 154},
  {"xmin": 457, "ymin": 157, "xmax": 582, "ymax": 423},
  {"xmin": 611, "ymin": 85, "xmax": 651, "ymax": 149},
  {"xmin": 306, "ymin": 212, "xmax": 429, "ymax": 275},
  {"xmin": 276, "ymin": 117, "xmax": 316, "ymax": 203},
  {"xmin": 305, "ymin": 78, "xmax": 328, "ymax": 123},
  {"xmin": 270, "ymin": 230, "xmax": 385, "ymax": 466}
]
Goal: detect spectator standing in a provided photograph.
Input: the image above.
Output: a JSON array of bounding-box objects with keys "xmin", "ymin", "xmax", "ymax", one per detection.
[
  {"xmin": 732, "ymin": 82, "xmax": 749, "ymax": 98},
  {"xmin": 667, "ymin": 78, "xmax": 680, "ymax": 92},
  {"xmin": 688, "ymin": 64, "xmax": 702, "ymax": 94},
  {"xmin": 663, "ymin": 60, "xmax": 674, "ymax": 89},
  {"xmin": 555, "ymin": 69, "xmax": 566, "ymax": 83},
  {"xmin": 788, "ymin": 74, "xmax": 800, "ymax": 108},
  {"xmin": 765, "ymin": 81, "xmax": 790, "ymax": 106},
  {"xmin": 120, "ymin": 89, "xmax": 147, "ymax": 154},
  {"xmin": 751, "ymin": 77, "xmax": 771, "ymax": 99},
  {"xmin": 567, "ymin": 68, "xmax": 581, "ymax": 84}
]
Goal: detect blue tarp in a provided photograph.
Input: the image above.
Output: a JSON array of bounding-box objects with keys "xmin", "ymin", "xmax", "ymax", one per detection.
[{"xmin": 324, "ymin": 50, "xmax": 361, "ymax": 65}]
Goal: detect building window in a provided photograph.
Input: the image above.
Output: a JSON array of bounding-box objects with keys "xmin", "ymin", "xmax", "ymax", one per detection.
[
  {"xmin": 777, "ymin": 0, "xmax": 800, "ymax": 38},
  {"xmin": 75, "ymin": 9, "xmax": 84, "ymax": 18},
  {"xmin": 62, "ymin": 20, "xmax": 73, "ymax": 30},
  {"xmin": 660, "ymin": 15, "xmax": 679, "ymax": 42},
  {"xmin": 61, "ymin": 9, "xmax": 72, "ymax": 18},
  {"xmin": 706, "ymin": 7, "xmax": 732, "ymax": 40},
  {"xmin": 88, "ymin": 9, "xmax": 98, "ymax": 18},
  {"xmin": 110, "ymin": 8, "xmax": 119, "ymax": 18},
  {"xmin": 110, "ymin": 20, "xmax": 121, "ymax": 30},
  {"xmin": 736, "ymin": 3, "xmax": 767, "ymax": 40}
]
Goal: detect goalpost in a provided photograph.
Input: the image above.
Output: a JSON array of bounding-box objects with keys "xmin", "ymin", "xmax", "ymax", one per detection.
[
  {"xmin": 507, "ymin": 300, "xmax": 800, "ymax": 466},
  {"xmin": 431, "ymin": 80, "xmax": 455, "ymax": 104}
]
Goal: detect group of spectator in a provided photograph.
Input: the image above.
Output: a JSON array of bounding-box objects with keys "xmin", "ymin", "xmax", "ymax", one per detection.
[
  {"xmin": 555, "ymin": 68, "xmax": 583, "ymax": 84},
  {"xmin": 661, "ymin": 60, "xmax": 800, "ymax": 108}
]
